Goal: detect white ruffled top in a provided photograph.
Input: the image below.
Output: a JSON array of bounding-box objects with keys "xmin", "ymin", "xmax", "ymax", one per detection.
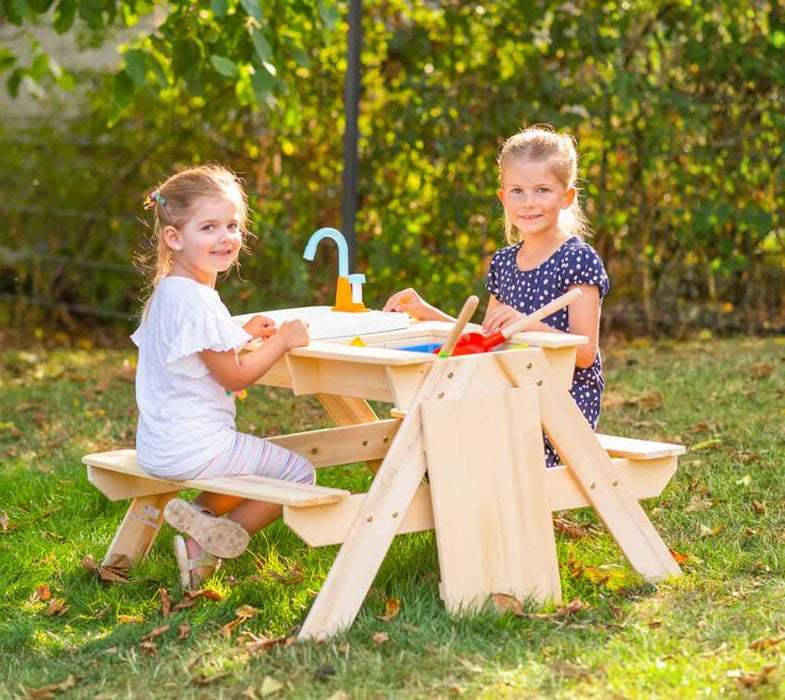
[{"xmin": 131, "ymin": 276, "xmax": 252, "ymax": 478}]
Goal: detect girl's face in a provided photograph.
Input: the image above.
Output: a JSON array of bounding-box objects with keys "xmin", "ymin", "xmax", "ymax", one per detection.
[
  {"xmin": 498, "ymin": 158, "xmax": 575, "ymax": 240},
  {"xmin": 164, "ymin": 195, "xmax": 245, "ymax": 286}
]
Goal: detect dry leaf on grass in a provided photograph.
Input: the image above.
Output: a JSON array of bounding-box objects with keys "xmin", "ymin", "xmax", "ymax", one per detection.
[
  {"xmin": 174, "ymin": 589, "xmax": 223, "ymax": 610},
  {"xmin": 752, "ymin": 500, "xmax": 766, "ymax": 514},
  {"xmin": 27, "ymin": 674, "xmax": 82, "ymax": 697},
  {"xmin": 81, "ymin": 555, "xmax": 129, "ymax": 584},
  {"xmin": 372, "ymin": 631, "xmax": 390, "ymax": 645},
  {"xmin": 178, "ymin": 623, "xmax": 190, "ymax": 640},
  {"xmin": 139, "ymin": 639, "xmax": 158, "ymax": 656},
  {"xmin": 159, "ymin": 588, "xmax": 172, "ymax": 618},
  {"xmin": 32, "ymin": 584, "xmax": 52, "ymax": 602},
  {"xmin": 376, "ymin": 597, "xmax": 400, "ymax": 622},
  {"xmin": 117, "ymin": 614, "xmax": 143, "ymax": 624},
  {"xmin": 491, "ymin": 593, "xmax": 523, "ymax": 616},
  {"xmin": 191, "ymin": 673, "xmax": 229, "ymax": 686},
  {"xmin": 141, "ymin": 624, "xmax": 170, "ymax": 642},
  {"xmin": 245, "ymin": 635, "xmax": 288, "ymax": 654},
  {"xmin": 1, "ymin": 512, "xmax": 11, "ymax": 533},
  {"xmin": 669, "ymin": 547, "xmax": 690, "ymax": 564},
  {"xmin": 220, "ymin": 604, "xmax": 257, "ymax": 637},
  {"xmin": 553, "ymin": 516, "xmax": 590, "ymax": 539},
  {"xmin": 45, "ymin": 598, "xmax": 70, "ymax": 617},
  {"xmin": 748, "ymin": 635, "xmax": 785, "ymax": 651}
]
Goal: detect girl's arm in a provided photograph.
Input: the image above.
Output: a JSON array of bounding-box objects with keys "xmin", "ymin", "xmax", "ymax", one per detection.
[
  {"xmin": 199, "ymin": 319, "xmax": 309, "ymax": 392},
  {"xmin": 483, "ymin": 285, "xmax": 601, "ymax": 369},
  {"xmin": 383, "ymin": 288, "xmax": 455, "ymax": 322}
]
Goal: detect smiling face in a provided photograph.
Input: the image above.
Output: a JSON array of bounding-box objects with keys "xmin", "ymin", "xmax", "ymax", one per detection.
[
  {"xmin": 498, "ymin": 157, "xmax": 575, "ymax": 242},
  {"xmin": 164, "ymin": 195, "xmax": 245, "ymax": 286}
]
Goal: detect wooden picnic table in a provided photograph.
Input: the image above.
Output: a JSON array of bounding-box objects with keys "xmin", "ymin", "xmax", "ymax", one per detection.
[{"xmin": 84, "ymin": 316, "xmax": 684, "ymax": 640}]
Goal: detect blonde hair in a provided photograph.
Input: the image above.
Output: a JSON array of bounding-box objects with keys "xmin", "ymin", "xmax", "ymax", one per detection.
[
  {"xmin": 498, "ymin": 125, "xmax": 590, "ymax": 245},
  {"xmin": 137, "ymin": 164, "xmax": 249, "ymax": 316}
]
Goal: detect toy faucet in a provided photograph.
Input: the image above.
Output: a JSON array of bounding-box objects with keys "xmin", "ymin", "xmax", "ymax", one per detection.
[{"xmin": 302, "ymin": 227, "xmax": 369, "ymax": 312}]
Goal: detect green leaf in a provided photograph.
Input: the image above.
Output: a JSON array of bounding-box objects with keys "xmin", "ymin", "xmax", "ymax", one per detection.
[
  {"xmin": 7, "ymin": 67, "xmax": 24, "ymax": 97},
  {"xmin": 29, "ymin": 52, "xmax": 49, "ymax": 80},
  {"xmin": 317, "ymin": 0, "xmax": 339, "ymax": 31},
  {"xmin": 289, "ymin": 47, "xmax": 310, "ymax": 69},
  {"xmin": 0, "ymin": 53, "xmax": 17, "ymax": 74},
  {"xmin": 210, "ymin": 0, "xmax": 227, "ymax": 18},
  {"xmin": 53, "ymin": 0, "xmax": 76, "ymax": 33},
  {"xmin": 148, "ymin": 53, "xmax": 169, "ymax": 88},
  {"xmin": 27, "ymin": 0, "xmax": 54, "ymax": 12},
  {"xmin": 240, "ymin": 0, "xmax": 262, "ymax": 23},
  {"xmin": 250, "ymin": 27, "xmax": 272, "ymax": 63},
  {"xmin": 210, "ymin": 54, "xmax": 240, "ymax": 78},
  {"xmin": 113, "ymin": 70, "xmax": 134, "ymax": 109},
  {"xmin": 124, "ymin": 49, "xmax": 147, "ymax": 87},
  {"xmin": 4, "ymin": 0, "xmax": 27, "ymax": 25},
  {"xmin": 251, "ymin": 65, "xmax": 275, "ymax": 101}
]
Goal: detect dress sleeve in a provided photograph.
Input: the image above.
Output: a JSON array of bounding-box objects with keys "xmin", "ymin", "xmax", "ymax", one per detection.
[
  {"xmin": 559, "ymin": 243, "xmax": 610, "ymax": 299},
  {"xmin": 165, "ymin": 298, "xmax": 252, "ymax": 378},
  {"xmin": 485, "ymin": 249, "xmax": 503, "ymax": 299}
]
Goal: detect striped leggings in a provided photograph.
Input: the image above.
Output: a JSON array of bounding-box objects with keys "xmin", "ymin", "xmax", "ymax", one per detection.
[{"xmin": 187, "ymin": 432, "xmax": 315, "ymax": 486}]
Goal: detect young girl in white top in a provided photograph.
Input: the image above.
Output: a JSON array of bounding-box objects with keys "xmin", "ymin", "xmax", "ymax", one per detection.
[{"xmin": 132, "ymin": 165, "xmax": 314, "ymax": 589}]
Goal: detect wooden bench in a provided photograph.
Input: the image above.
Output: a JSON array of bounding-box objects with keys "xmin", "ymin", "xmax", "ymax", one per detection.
[{"xmin": 84, "ymin": 428, "xmax": 684, "ymax": 568}]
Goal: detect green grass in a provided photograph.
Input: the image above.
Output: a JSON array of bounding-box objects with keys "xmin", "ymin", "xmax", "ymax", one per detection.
[{"xmin": 1, "ymin": 336, "xmax": 785, "ymax": 698}]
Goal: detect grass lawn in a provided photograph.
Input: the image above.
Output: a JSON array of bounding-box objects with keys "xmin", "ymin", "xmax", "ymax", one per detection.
[{"xmin": 1, "ymin": 335, "xmax": 784, "ymax": 698}]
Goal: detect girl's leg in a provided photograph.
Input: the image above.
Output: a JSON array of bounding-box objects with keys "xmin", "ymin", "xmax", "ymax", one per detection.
[{"xmin": 193, "ymin": 433, "xmax": 315, "ymax": 536}]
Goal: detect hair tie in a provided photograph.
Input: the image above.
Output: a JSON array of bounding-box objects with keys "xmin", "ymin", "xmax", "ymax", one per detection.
[{"xmin": 143, "ymin": 190, "xmax": 167, "ymax": 209}]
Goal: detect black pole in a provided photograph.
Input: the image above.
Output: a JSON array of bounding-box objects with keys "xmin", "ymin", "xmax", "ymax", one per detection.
[{"xmin": 341, "ymin": 0, "xmax": 362, "ymax": 272}]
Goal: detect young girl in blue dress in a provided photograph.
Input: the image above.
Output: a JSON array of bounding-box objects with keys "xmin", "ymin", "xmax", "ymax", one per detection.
[
  {"xmin": 133, "ymin": 165, "xmax": 314, "ymax": 589},
  {"xmin": 385, "ymin": 126, "xmax": 609, "ymax": 466}
]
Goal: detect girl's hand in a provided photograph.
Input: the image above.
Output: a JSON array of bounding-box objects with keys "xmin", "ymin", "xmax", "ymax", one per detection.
[
  {"xmin": 243, "ymin": 314, "xmax": 277, "ymax": 339},
  {"xmin": 482, "ymin": 304, "xmax": 524, "ymax": 334},
  {"xmin": 383, "ymin": 288, "xmax": 451, "ymax": 322},
  {"xmin": 277, "ymin": 319, "xmax": 309, "ymax": 349}
]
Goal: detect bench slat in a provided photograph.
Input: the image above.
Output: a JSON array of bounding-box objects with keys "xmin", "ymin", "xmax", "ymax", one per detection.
[
  {"xmin": 83, "ymin": 450, "xmax": 350, "ymax": 507},
  {"xmin": 596, "ymin": 434, "xmax": 685, "ymax": 460}
]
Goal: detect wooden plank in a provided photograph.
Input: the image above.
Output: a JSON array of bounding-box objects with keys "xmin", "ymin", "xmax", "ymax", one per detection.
[
  {"xmin": 283, "ymin": 456, "xmax": 679, "ymax": 546},
  {"xmin": 288, "ymin": 356, "xmax": 395, "ymax": 401},
  {"xmin": 83, "ymin": 451, "xmax": 350, "ymax": 507},
  {"xmin": 421, "ymin": 388, "xmax": 562, "ymax": 611},
  {"xmin": 317, "ymin": 394, "xmax": 384, "ymax": 474},
  {"xmin": 101, "ymin": 492, "xmax": 176, "ymax": 567},
  {"xmin": 298, "ymin": 354, "xmax": 482, "ymax": 640},
  {"xmin": 597, "ymin": 434, "xmax": 686, "ymax": 460},
  {"xmin": 88, "ymin": 465, "xmax": 182, "ymax": 501},
  {"xmin": 289, "ymin": 341, "xmax": 437, "ymax": 366},
  {"xmin": 268, "ymin": 420, "xmax": 399, "ymax": 468},
  {"xmin": 385, "ymin": 364, "xmax": 429, "ymax": 410},
  {"xmin": 284, "ymin": 485, "xmax": 434, "ymax": 547},
  {"xmin": 498, "ymin": 352, "xmax": 682, "ymax": 581}
]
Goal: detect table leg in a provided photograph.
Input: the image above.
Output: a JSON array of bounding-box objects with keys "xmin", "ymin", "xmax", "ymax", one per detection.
[
  {"xmin": 299, "ymin": 359, "xmax": 478, "ymax": 639},
  {"xmin": 499, "ymin": 353, "xmax": 681, "ymax": 580}
]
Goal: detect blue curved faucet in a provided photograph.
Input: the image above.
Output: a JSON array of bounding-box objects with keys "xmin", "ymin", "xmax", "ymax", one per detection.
[{"xmin": 303, "ymin": 227, "xmax": 349, "ymax": 278}]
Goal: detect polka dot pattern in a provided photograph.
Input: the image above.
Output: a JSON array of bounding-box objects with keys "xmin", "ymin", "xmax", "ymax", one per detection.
[{"xmin": 486, "ymin": 237, "xmax": 610, "ymax": 466}]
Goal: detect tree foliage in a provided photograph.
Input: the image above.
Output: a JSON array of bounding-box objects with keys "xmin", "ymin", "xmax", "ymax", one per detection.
[{"xmin": 2, "ymin": 0, "xmax": 784, "ymax": 334}]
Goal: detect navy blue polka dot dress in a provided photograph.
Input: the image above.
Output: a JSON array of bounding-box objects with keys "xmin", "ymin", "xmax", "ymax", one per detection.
[{"xmin": 486, "ymin": 236, "xmax": 610, "ymax": 467}]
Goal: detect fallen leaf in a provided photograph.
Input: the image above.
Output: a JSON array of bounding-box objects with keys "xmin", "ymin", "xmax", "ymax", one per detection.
[
  {"xmin": 377, "ymin": 597, "xmax": 400, "ymax": 622},
  {"xmin": 220, "ymin": 604, "xmax": 258, "ymax": 637},
  {"xmin": 191, "ymin": 673, "xmax": 229, "ymax": 686},
  {"xmin": 178, "ymin": 623, "xmax": 190, "ymax": 641},
  {"xmin": 749, "ymin": 635, "xmax": 785, "ymax": 651},
  {"xmin": 156, "ymin": 588, "xmax": 172, "ymax": 618},
  {"xmin": 139, "ymin": 639, "xmax": 158, "ymax": 656},
  {"xmin": 736, "ymin": 474, "xmax": 752, "ymax": 487},
  {"xmin": 259, "ymin": 676, "xmax": 284, "ymax": 696},
  {"xmin": 245, "ymin": 635, "xmax": 287, "ymax": 653},
  {"xmin": 491, "ymin": 592, "xmax": 523, "ymax": 616},
  {"xmin": 27, "ymin": 675, "xmax": 81, "ymax": 697},
  {"xmin": 174, "ymin": 589, "xmax": 223, "ymax": 610},
  {"xmin": 553, "ymin": 516, "xmax": 590, "ymax": 539},
  {"xmin": 141, "ymin": 624, "xmax": 170, "ymax": 642},
  {"xmin": 525, "ymin": 599, "xmax": 587, "ymax": 619},
  {"xmin": 267, "ymin": 563, "xmax": 304, "ymax": 585},
  {"xmin": 81, "ymin": 555, "xmax": 129, "ymax": 584},
  {"xmin": 699, "ymin": 523, "xmax": 725, "ymax": 538},
  {"xmin": 669, "ymin": 548, "xmax": 690, "ymax": 564},
  {"xmin": 46, "ymin": 598, "xmax": 70, "ymax": 616},
  {"xmin": 752, "ymin": 500, "xmax": 766, "ymax": 514},
  {"xmin": 648, "ymin": 620, "xmax": 663, "ymax": 628},
  {"xmin": 338, "ymin": 642, "xmax": 350, "ymax": 656},
  {"xmin": 1, "ymin": 513, "xmax": 9, "ymax": 532},
  {"xmin": 372, "ymin": 631, "xmax": 390, "ymax": 645},
  {"xmin": 33, "ymin": 584, "xmax": 52, "ymax": 602},
  {"xmin": 684, "ymin": 495, "xmax": 713, "ymax": 513},
  {"xmin": 117, "ymin": 614, "xmax": 143, "ymax": 624}
]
